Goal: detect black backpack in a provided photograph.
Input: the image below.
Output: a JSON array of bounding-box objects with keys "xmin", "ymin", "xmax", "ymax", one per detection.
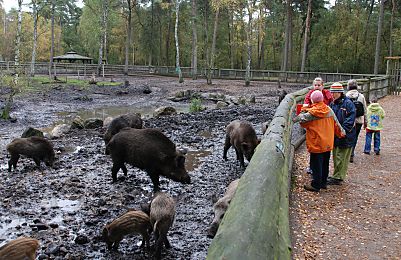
[{"xmin": 350, "ymin": 94, "xmax": 364, "ymax": 117}]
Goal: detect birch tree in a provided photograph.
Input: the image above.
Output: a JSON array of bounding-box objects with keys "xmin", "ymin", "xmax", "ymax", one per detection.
[
  {"xmin": 15, "ymin": 0, "xmax": 23, "ymax": 67},
  {"xmin": 175, "ymin": 0, "xmax": 183, "ymax": 83},
  {"xmin": 30, "ymin": 0, "xmax": 40, "ymax": 76},
  {"xmin": 49, "ymin": 0, "xmax": 55, "ymax": 79},
  {"xmin": 98, "ymin": 0, "xmax": 109, "ymax": 76}
]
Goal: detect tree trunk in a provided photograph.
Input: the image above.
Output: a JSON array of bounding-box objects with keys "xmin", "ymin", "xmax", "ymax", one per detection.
[
  {"xmin": 30, "ymin": 0, "xmax": 38, "ymax": 76},
  {"xmin": 175, "ymin": 0, "xmax": 183, "ymax": 83},
  {"xmin": 149, "ymin": 0, "xmax": 154, "ymax": 66},
  {"xmin": 49, "ymin": 0, "xmax": 55, "ymax": 79},
  {"xmin": 15, "ymin": 0, "xmax": 23, "ymax": 67},
  {"xmin": 229, "ymin": 12, "xmax": 234, "ymax": 69},
  {"xmin": 166, "ymin": 7, "xmax": 172, "ymax": 66},
  {"xmin": 374, "ymin": 0, "xmax": 384, "ymax": 74},
  {"xmin": 98, "ymin": 0, "xmax": 107, "ymax": 76},
  {"xmin": 282, "ymin": 0, "xmax": 292, "ymax": 71},
  {"xmin": 124, "ymin": 0, "xmax": 133, "ymax": 75},
  {"xmin": 389, "ymin": 0, "xmax": 395, "ymax": 57},
  {"xmin": 245, "ymin": 2, "xmax": 253, "ymax": 87},
  {"xmin": 191, "ymin": 0, "xmax": 198, "ymax": 80},
  {"xmin": 300, "ymin": 0, "xmax": 312, "ymax": 72},
  {"xmin": 204, "ymin": 0, "xmax": 210, "ymax": 80},
  {"xmin": 207, "ymin": 8, "xmax": 219, "ymax": 85}
]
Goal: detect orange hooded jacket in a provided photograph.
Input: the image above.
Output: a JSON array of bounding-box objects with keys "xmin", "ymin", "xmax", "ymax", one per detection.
[{"xmin": 294, "ymin": 102, "xmax": 345, "ymax": 153}]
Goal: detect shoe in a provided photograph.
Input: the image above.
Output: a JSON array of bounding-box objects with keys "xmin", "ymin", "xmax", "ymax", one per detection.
[
  {"xmin": 350, "ymin": 156, "xmax": 354, "ymax": 163},
  {"xmin": 327, "ymin": 178, "xmax": 343, "ymax": 185},
  {"xmin": 304, "ymin": 184, "xmax": 319, "ymax": 192},
  {"xmin": 321, "ymin": 184, "xmax": 327, "ymax": 189},
  {"xmin": 363, "ymin": 151, "xmax": 370, "ymax": 155},
  {"xmin": 375, "ymin": 151, "xmax": 380, "ymax": 155}
]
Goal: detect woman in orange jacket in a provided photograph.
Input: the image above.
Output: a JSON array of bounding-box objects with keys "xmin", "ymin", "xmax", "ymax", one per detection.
[{"xmin": 293, "ymin": 91, "xmax": 345, "ymax": 192}]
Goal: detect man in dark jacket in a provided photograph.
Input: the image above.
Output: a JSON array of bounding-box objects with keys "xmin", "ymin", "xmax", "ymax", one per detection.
[{"xmin": 328, "ymin": 82, "xmax": 356, "ymax": 185}]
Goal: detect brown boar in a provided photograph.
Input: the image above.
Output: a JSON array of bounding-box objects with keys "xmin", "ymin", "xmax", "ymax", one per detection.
[
  {"xmin": 106, "ymin": 128, "xmax": 190, "ymax": 191},
  {"xmin": 104, "ymin": 113, "xmax": 143, "ymax": 145},
  {"xmin": 223, "ymin": 120, "xmax": 260, "ymax": 167},
  {"xmin": 6, "ymin": 136, "xmax": 55, "ymax": 172},
  {"xmin": 102, "ymin": 210, "xmax": 152, "ymax": 251},
  {"xmin": 0, "ymin": 237, "xmax": 40, "ymax": 260},
  {"xmin": 149, "ymin": 192, "xmax": 176, "ymax": 260},
  {"xmin": 207, "ymin": 179, "xmax": 239, "ymax": 238}
]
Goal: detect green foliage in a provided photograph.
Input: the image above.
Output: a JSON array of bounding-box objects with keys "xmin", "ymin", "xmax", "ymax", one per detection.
[{"xmin": 189, "ymin": 98, "xmax": 204, "ymax": 113}]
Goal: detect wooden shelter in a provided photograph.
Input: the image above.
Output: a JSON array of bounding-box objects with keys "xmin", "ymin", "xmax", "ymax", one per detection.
[
  {"xmin": 53, "ymin": 51, "xmax": 93, "ymax": 64},
  {"xmin": 385, "ymin": 56, "xmax": 401, "ymax": 94}
]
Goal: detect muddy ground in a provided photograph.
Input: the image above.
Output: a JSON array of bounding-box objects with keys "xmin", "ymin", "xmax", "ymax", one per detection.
[{"xmin": 0, "ymin": 76, "xmax": 305, "ymax": 259}]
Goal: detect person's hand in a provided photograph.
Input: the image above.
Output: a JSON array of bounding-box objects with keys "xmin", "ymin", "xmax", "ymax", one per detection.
[{"xmin": 363, "ymin": 122, "xmax": 367, "ymax": 129}]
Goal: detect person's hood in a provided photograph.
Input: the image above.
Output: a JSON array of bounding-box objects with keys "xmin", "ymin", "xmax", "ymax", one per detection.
[
  {"xmin": 346, "ymin": 89, "xmax": 359, "ymax": 99},
  {"xmin": 307, "ymin": 102, "xmax": 330, "ymax": 118},
  {"xmin": 368, "ymin": 103, "xmax": 381, "ymax": 112}
]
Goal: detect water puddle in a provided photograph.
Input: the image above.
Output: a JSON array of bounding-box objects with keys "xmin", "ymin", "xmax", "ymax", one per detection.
[
  {"xmin": 40, "ymin": 198, "xmax": 81, "ymax": 213},
  {"xmin": 185, "ymin": 150, "xmax": 212, "ymax": 171},
  {"xmin": 0, "ymin": 216, "xmax": 27, "ymax": 238}
]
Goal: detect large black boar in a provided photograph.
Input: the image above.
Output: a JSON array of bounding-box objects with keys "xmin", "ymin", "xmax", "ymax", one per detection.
[
  {"xmin": 223, "ymin": 120, "xmax": 260, "ymax": 167},
  {"xmin": 102, "ymin": 210, "xmax": 152, "ymax": 251},
  {"xmin": 106, "ymin": 128, "xmax": 190, "ymax": 191},
  {"xmin": 207, "ymin": 179, "xmax": 239, "ymax": 238},
  {"xmin": 145, "ymin": 192, "xmax": 176, "ymax": 260},
  {"xmin": 103, "ymin": 113, "xmax": 143, "ymax": 145},
  {"xmin": 6, "ymin": 136, "xmax": 55, "ymax": 172}
]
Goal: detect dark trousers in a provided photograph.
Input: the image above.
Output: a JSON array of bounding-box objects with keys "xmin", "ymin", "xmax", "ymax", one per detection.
[
  {"xmin": 310, "ymin": 151, "xmax": 331, "ymax": 189},
  {"xmin": 351, "ymin": 123, "xmax": 363, "ymax": 157}
]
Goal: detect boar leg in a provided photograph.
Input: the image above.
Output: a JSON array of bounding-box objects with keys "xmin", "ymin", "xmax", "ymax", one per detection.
[
  {"xmin": 33, "ymin": 157, "xmax": 41, "ymax": 168},
  {"xmin": 111, "ymin": 162, "xmax": 123, "ymax": 182},
  {"xmin": 163, "ymin": 235, "xmax": 171, "ymax": 249},
  {"xmin": 235, "ymin": 149, "xmax": 245, "ymax": 168},
  {"xmin": 223, "ymin": 135, "xmax": 231, "ymax": 161},
  {"xmin": 155, "ymin": 235, "xmax": 163, "ymax": 260},
  {"xmin": 8, "ymin": 154, "xmax": 20, "ymax": 172},
  {"xmin": 121, "ymin": 164, "xmax": 128, "ymax": 176},
  {"xmin": 141, "ymin": 233, "xmax": 150, "ymax": 249},
  {"xmin": 112, "ymin": 240, "xmax": 120, "ymax": 250},
  {"xmin": 149, "ymin": 171, "xmax": 160, "ymax": 192}
]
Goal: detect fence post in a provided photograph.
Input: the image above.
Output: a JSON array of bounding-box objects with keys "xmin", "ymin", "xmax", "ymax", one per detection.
[{"xmin": 366, "ymin": 77, "xmax": 371, "ymax": 103}]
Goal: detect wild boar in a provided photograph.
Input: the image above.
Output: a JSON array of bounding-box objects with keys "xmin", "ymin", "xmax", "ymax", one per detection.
[
  {"xmin": 106, "ymin": 128, "xmax": 190, "ymax": 191},
  {"xmin": 104, "ymin": 113, "xmax": 143, "ymax": 145},
  {"xmin": 207, "ymin": 179, "xmax": 239, "ymax": 238},
  {"xmin": 102, "ymin": 210, "xmax": 152, "ymax": 251},
  {"xmin": 0, "ymin": 237, "xmax": 40, "ymax": 260},
  {"xmin": 223, "ymin": 120, "xmax": 260, "ymax": 167},
  {"xmin": 6, "ymin": 136, "xmax": 55, "ymax": 172},
  {"xmin": 148, "ymin": 192, "xmax": 176, "ymax": 260}
]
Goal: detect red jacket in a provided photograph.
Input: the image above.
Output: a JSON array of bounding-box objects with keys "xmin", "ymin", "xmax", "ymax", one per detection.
[{"xmin": 304, "ymin": 89, "xmax": 333, "ymax": 106}]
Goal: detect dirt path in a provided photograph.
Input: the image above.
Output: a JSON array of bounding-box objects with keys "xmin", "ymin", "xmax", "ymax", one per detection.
[{"xmin": 290, "ymin": 95, "xmax": 401, "ymax": 259}]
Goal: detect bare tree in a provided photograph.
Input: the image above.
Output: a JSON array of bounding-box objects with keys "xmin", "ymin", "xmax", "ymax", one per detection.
[
  {"xmin": 124, "ymin": 0, "xmax": 133, "ymax": 75},
  {"xmin": 98, "ymin": 0, "xmax": 109, "ymax": 76},
  {"xmin": 374, "ymin": 0, "xmax": 385, "ymax": 74},
  {"xmin": 282, "ymin": 0, "xmax": 292, "ymax": 71},
  {"xmin": 49, "ymin": 0, "xmax": 55, "ymax": 79},
  {"xmin": 175, "ymin": 0, "xmax": 183, "ymax": 83},
  {"xmin": 245, "ymin": 0, "xmax": 255, "ymax": 86},
  {"xmin": 207, "ymin": 7, "xmax": 219, "ymax": 85},
  {"xmin": 191, "ymin": 0, "xmax": 198, "ymax": 79},
  {"xmin": 389, "ymin": 0, "xmax": 395, "ymax": 56},
  {"xmin": 30, "ymin": 0, "xmax": 40, "ymax": 76},
  {"xmin": 300, "ymin": 0, "xmax": 312, "ymax": 72}
]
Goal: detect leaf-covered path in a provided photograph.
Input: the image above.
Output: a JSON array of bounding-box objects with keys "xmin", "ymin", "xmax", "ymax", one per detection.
[{"xmin": 290, "ymin": 95, "xmax": 401, "ymax": 259}]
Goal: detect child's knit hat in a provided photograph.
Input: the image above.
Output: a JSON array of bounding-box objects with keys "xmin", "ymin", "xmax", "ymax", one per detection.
[
  {"xmin": 330, "ymin": 82, "xmax": 344, "ymax": 92},
  {"xmin": 311, "ymin": 90, "xmax": 324, "ymax": 103}
]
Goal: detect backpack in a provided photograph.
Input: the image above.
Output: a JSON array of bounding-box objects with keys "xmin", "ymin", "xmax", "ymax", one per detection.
[{"xmin": 350, "ymin": 94, "xmax": 364, "ymax": 117}]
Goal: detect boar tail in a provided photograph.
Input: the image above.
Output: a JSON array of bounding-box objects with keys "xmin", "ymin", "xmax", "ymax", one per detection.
[{"xmin": 153, "ymin": 220, "xmax": 159, "ymax": 232}]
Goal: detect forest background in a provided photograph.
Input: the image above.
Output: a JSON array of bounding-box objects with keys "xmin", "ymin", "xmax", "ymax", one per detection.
[{"xmin": 1, "ymin": 0, "xmax": 400, "ymax": 76}]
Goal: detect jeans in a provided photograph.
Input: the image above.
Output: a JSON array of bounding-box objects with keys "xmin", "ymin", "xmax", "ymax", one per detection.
[
  {"xmin": 310, "ymin": 151, "xmax": 331, "ymax": 189},
  {"xmin": 351, "ymin": 123, "xmax": 363, "ymax": 157},
  {"xmin": 364, "ymin": 130, "xmax": 381, "ymax": 153}
]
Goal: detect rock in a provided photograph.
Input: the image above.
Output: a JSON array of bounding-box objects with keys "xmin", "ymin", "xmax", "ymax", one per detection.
[
  {"xmin": 103, "ymin": 116, "xmax": 113, "ymax": 127},
  {"xmin": 75, "ymin": 234, "xmax": 89, "ymax": 245},
  {"xmin": 38, "ymin": 254, "xmax": 48, "ymax": 260},
  {"xmin": 21, "ymin": 127, "xmax": 44, "ymax": 138},
  {"xmin": 71, "ymin": 116, "xmax": 85, "ymax": 129},
  {"xmin": 83, "ymin": 118, "xmax": 103, "ymax": 129},
  {"xmin": 49, "ymin": 223, "xmax": 59, "ymax": 229},
  {"xmin": 249, "ymin": 95, "xmax": 256, "ymax": 103},
  {"xmin": 51, "ymin": 124, "xmax": 70, "ymax": 138},
  {"xmin": 153, "ymin": 106, "xmax": 177, "ymax": 117},
  {"xmin": 143, "ymin": 86, "xmax": 152, "ymax": 94},
  {"xmin": 46, "ymin": 244, "xmax": 60, "ymax": 255},
  {"xmin": 237, "ymin": 96, "xmax": 247, "ymax": 105},
  {"xmin": 216, "ymin": 101, "xmax": 228, "ymax": 109}
]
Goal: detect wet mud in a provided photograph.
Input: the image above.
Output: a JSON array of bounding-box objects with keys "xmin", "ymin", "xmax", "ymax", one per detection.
[{"xmin": 0, "ymin": 76, "xmax": 304, "ymax": 259}]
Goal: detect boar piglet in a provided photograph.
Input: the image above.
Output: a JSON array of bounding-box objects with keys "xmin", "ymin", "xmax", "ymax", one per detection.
[
  {"xmin": 223, "ymin": 120, "xmax": 260, "ymax": 167},
  {"xmin": 106, "ymin": 128, "xmax": 190, "ymax": 191},
  {"xmin": 148, "ymin": 192, "xmax": 176, "ymax": 260},
  {"xmin": 102, "ymin": 210, "xmax": 152, "ymax": 251},
  {"xmin": 104, "ymin": 113, "xmax": 143, "ymax": 145},
  {"xmin": 6, "ymin": 136, "xmax": 55, "ymax": 172},
  {"xmin": 207, "ymin": 179, "xmax": 239, "ymax": 238},
  {"xmin": 0, "ymin": 237, "xmax": 40, "ymax": 260}
]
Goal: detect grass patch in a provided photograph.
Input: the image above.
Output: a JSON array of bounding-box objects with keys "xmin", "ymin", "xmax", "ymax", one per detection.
[{"xmin": 189, "ymin": 98, "xmax": 204, "ymax": 113}]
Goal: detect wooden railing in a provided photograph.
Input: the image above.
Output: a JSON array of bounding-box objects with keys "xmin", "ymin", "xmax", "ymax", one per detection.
[{"xmin": 0, "ymin": 61, "xmax": 383, "ymax": 84}]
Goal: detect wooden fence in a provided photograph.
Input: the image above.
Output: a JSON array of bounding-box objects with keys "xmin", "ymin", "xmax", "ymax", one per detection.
[
  {"xmin": 206, "ymin": 77, "xmax": 390, "ymax": 260},
  {"xmin": 0, "ymin": 61, "xmax": 383, "ymax": 85}
]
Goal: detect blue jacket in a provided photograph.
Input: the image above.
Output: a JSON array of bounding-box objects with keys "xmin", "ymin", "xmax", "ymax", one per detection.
[{"xmin": 330, "ymin": 96, "xmax": 356, "ymax": 148}]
